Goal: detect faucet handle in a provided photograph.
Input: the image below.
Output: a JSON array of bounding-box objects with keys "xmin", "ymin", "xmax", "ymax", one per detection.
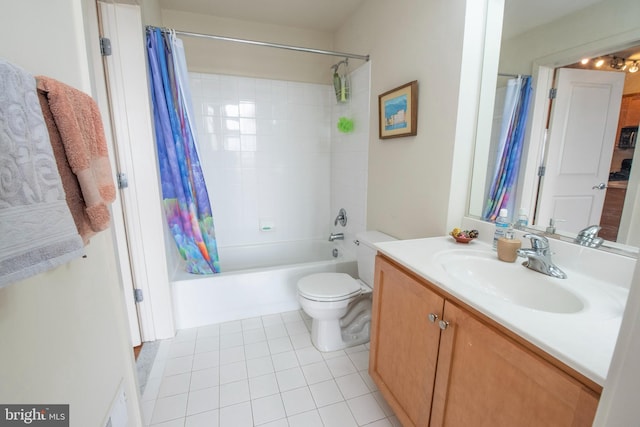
[{"xmin": 523, "ymin": 233, "xmax": 549, "ymax": 250}]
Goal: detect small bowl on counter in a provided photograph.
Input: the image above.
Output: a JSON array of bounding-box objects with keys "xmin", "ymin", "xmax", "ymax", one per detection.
[{"xmin": 449, "ymin": 228, "xmax": 479, "ymax": 244}]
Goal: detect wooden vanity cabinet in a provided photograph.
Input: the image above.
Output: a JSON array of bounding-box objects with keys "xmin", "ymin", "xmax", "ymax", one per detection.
[{"xmin": 369, "ymin": 255, "xmax": 600, "ymax": 427}]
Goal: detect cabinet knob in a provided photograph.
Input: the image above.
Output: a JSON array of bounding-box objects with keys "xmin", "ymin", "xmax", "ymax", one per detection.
[
  {"xmin": 438, "ymin": 320, "xmax": 449, "ymax": 330},
  {"xmin": 428, "ymin": 313, "xmax": 439, "ymax": 323}
]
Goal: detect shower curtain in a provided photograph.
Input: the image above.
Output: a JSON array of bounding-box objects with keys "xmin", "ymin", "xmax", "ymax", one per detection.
[
  {"xmin": 146, "ymin": 27, "xmax": 220, "ymax": 274},
  {"xmin": 483, "ymin": 75, "xmax": 532, "ymax": 222}
]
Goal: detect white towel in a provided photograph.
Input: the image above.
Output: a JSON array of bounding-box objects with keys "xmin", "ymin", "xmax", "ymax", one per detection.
[{"xmin": 0, "ymin": 58, "xmax": 84, "ymax": 288}]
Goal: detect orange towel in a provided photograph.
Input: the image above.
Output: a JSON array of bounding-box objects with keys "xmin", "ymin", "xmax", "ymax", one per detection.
[{"xmin": 36, "ymin": 76, "xmax": 116, "ymax": 244}]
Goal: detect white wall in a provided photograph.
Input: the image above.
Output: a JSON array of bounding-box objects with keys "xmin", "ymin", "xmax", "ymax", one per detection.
[
  {"xmin": 333, "ymin": 0, "xmax": 478, "ymax": 239},
  {"xmin": 0, "ymin": 0, "xmax": 141, "ymax": 426}
]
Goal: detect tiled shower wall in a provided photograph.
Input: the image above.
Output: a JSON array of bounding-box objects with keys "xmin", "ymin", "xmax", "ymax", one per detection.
[{"xmin": 187, "ymin": 63, "xmax": 370, "ymax": 250}]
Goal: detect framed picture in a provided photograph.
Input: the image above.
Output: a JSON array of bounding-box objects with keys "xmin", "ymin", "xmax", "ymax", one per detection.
[{"xmin": 379, "ymin": 80, "xmax": 418, "ymax": 139}]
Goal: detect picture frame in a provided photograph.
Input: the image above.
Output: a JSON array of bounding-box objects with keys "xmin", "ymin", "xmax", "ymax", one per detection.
[{"xmin": 379, "ymin": 80, "xmax": 418, "ymax": 139}]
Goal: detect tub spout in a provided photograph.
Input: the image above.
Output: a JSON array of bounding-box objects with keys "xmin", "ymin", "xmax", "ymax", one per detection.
[{"xmin": 329, "ymin": 232, "xmax": 344, "ymax": 242}]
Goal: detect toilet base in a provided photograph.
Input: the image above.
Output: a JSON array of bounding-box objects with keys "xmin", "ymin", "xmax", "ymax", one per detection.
[{"xmin": 310, "ymin": 295, "xmax": 372, "ymax": 352}]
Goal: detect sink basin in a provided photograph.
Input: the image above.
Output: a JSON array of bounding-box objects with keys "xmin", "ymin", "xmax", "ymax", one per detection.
[{"xmin": 434, "ymin": 250, "xmax": 585, "ymax": 314}]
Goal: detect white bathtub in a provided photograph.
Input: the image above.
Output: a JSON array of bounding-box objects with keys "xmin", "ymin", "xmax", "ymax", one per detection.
[{"xmin": 170, "ymin": 240, "xmax": 357, "ymax": 329}]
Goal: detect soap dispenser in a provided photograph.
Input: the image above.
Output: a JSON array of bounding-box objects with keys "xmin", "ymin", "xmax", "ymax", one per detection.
[{"xmin": 497, "ymin": 228, "xmax": 521, "ymax": 263}]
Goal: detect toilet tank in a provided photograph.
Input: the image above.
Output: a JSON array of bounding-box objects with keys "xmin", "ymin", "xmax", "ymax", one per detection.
[{"xmin": 356, "ymin": 231, "xmax": 397, "ymax": 287}]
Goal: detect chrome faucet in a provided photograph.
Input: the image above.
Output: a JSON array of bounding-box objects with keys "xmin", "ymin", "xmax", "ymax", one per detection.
[
  {"xmin": 517, "ymin": 234, "xmax": 567, "ymax": 279},
  {"xmin": 575, "ymin": 225, "xmax": 604, "ymax": 248},
  {"xmin": 328, "ymin": 232, "xmax": 344, "ymax": 242}
]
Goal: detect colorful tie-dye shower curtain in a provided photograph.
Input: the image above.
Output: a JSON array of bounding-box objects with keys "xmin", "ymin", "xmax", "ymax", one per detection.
[
  {"xmin": 483, "ymin": 75, "xmax": 532, "ymax": 221},
  {"xmin": 146, "ymin": 27, "xmax": 220, "ymax": 274}
]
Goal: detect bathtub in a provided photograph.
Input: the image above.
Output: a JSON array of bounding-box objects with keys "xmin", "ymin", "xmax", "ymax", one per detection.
[{"xmin": 170, "ymin": 240, "xmax": 357, "ymax": 329}]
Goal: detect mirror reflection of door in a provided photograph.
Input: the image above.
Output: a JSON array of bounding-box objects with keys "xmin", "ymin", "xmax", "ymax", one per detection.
[{"xmin": 535, "ymin": 68, "xmax": 625, "ymax": 234}]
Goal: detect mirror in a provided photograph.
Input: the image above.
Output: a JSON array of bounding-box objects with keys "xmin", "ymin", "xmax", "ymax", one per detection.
[{"xmin": 468, "ymin": 0, "xmax": 640, "ymax": 254}]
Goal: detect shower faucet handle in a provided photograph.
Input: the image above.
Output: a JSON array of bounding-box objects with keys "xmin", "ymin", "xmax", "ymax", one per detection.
[{"xmin": 334, "ymin": 208, "xmax": 347, "ymax": 227}]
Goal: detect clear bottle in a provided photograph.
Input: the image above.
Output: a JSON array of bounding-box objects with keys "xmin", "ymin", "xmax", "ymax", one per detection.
[
  {"xmin": 515, "ymin": 208, "xmax": 529, "ymax": 230},
  {"xmin": 493, "ymin": 208, "xmax": 509, "ymax": 249}
]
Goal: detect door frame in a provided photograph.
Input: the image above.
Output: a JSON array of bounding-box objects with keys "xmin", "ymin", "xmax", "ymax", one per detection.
[{"xmin": 97, "ymin": 1, "xmax": 176, "ymax": 342}]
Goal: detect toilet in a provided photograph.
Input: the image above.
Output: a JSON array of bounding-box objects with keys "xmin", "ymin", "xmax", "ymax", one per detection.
[{"xmin": 297, "ymin": 231, "xmax": 396, "ymax": 352}]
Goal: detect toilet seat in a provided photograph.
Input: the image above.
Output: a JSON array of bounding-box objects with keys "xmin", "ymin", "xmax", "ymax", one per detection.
[{"xmin": 297, "ymin": 273, "xmax": 362, "ymax": 302}]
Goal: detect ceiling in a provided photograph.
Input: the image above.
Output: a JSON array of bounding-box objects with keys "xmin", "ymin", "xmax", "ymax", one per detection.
[{"xmin": 159, "ymin": 0, "xmax": 602, "ymax": 36}]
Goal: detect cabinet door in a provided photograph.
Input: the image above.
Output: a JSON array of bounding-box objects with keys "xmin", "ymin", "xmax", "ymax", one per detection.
[
  {"xmin": 431, "ymin": 301, "xmax": 599, "ymax": 427},
  {"xmin": 369, "ymin": 256, "xmax": 445, "ymax": 427}
]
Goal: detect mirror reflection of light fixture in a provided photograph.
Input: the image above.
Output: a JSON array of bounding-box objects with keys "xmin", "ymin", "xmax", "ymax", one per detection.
[
  {"xmin": 580, "ymin": 58, "xmax": 590, "ymax": 65},
  {"xmin": 594, "ymin": 57, "xmax": 605, "ymax": 68},
  {"xmin": 630, "ymin": 61, "xmax": 639, "ymax": 73},
  {"xmin": 609, "ymin": 56, "xmax": 627, "ymax": 70}
]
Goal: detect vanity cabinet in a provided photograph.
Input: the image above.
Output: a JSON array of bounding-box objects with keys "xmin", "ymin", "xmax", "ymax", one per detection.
[{"xmin": 369, "ymin": 255, "xmax": 600, "ymax": 427}]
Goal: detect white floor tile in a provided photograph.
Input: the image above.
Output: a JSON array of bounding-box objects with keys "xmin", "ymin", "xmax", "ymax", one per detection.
[
  {"xmin": 347, "ymin": 393, "xmax": 386, "ymax": 425},
  {"xmin": 335, "ymin": 372, "xmax": 369, "ymax": 399},
  {"xmin": 258, "ymin": 419, "xmax": 288, "ymax": 427},
  {"xmin": 271, "ymin": 351, "xmax": 299, "ymax": 371},
  {"xmin": 289, "ymin": 333, "xmax": 312, "ymax": 350},
  {"xmin": 143, "ymin": 310, "xmax": 397, "ymax": 427},
  {"xmin": 281, "ymin": 310, "xmax": 303, "ymax": 323},
  {"xmin": 187, "ymin": 386, "xmax": 220, "ymax": 415},
  {"xmin": 195, "ymin": 336, "xmax": 220, "ymax": 354},
  {"xmin": 261, "ymin": 313, "xmax": 284, "ymax": 327},
  {"xmin": 219, "ymin": 360, "xmax": 248, "ymax": 384},
  {"xmin": 251, "ymin": 394, "xmax": 286, "ymax": 425},
  {"xmin": 241, "ymin": 317, "xmax": 263, "ymax": 331},
  {"xmin": 219, "ymin": 379, "xmax": 250, "ymax": 407},
  {"xmin": 309, "ymin": 379, "xmax": 344, "ymax": 408},
  {"xmin": 295, "ymin": 346, "xmax": 323, "ymax": 366},
  {"xmin": 285, "ymin": 321, "xmax": 308, "ymax": 336},
  {"xmin": 246, "ymin": 356, "xmax": 275, "ymax": 378},
  {"xmin": 243, "ymin": 328, "xmax": 267, "ymax": 344},
  {"xmin": 301, "ymin": 361, "xmax": 333, "ymax": 385},
  {"xmin": 190, "ymin": 367, "xmax": 219, "ymax": 391},
  {"xmin": 220, "ymin": 332, "xmax": 244, "ymax": 349},
  {"xmin": 326, "ymin": 355, "xmax": 357, "ymax": 378},
  {"xmin": 281, "ymin": 387, "xmax": 316, "ymax": 416},
  {"xmin": 168, "ymin": 341, "xmax": 196, "ymax": 359},
  {"xmin": 219, "ymin": 345, "xmax": 245, "ymax": 365},
  {"xmin": 185, "ymin": 409, "xmax": 219, "ymax": 427},
  {"xmin": 275, "ymin": 367, "xmax": 307, "ymax": 392},
  {"xmin": 158, "ymin": 372, "xmax": 191, "ymax": 398},
  {"xmin": 192, "ymin": 350, "xmax": 220, "ymax": 371},
  {"xmin": 268, "ymin": 337, "xmax": 293, "ymax": 354},
  {"xmin": 151, "ymin": 393, "xmax": 188, "ymax": 425},
  {"xmin": 163, "ymin": 355, "xmax": 194, "ymax": 376},
  {"xmin": 348, "ymin": 350, "xmax": 370, "ymax": 371},
  {"xmin": 245, "ymin": 341, "xmax": 271, "ymax": 360},
  {"xmin": 265, "ymin": 324, "xmax": 288, "ymax": 340},
  {"xmin": 317, "ymin": 401, "xmax": 358, "ymax": 427},
  {"xmin": 287, "ymin": 409, "xmax": 324, "ymax": 427},
  {"xmin": 219, "ymin": 401, "xmax": 253, "ymax": 427},
  {"xmin": 197, "ymin": 324, "xmax": 220, "ymax": 339},
  {"xmin": 249, "ymin": 373, "xmax": 280, "ymax": 399}
]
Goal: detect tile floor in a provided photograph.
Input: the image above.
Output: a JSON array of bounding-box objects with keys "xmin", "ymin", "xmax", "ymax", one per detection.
[{"xmin": 141, "ymin": 310, "xmax": 400, "ymax": 427}]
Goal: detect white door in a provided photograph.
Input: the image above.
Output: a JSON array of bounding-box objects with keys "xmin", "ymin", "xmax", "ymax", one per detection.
[{"xmin": 536, "ymin": 68, "xmax": 625, "ymax": 234}]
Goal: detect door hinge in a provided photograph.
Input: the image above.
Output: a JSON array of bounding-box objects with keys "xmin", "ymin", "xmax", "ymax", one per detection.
[
  {"xmin": 134, "ymin": 288, "xmax": 143, "ymax": 303},
  {"xmin": 538, "ymin": 166, "xmax": 546, "ymax": 177},
  {"xmin": 117, "ymin": 172, "xmax": 128, "ymax": 189},
  {"xmin": 100, "ymin": 37, "xmax": 112, "ymax": 56},
  {"xmin": 549, "ymin": 88, "xmax": 557, "ymax": 99}
]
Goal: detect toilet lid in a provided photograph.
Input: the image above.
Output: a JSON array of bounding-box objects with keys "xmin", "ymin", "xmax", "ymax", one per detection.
[{"xmin": 297, "ymin": 273, "xmax": 362, "ymax": 302}]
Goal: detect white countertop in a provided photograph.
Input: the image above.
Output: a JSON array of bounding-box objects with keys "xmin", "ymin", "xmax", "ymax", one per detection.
[{"xmin": 375, "ymin": 236, "xmax": 630, "ymax": 385}]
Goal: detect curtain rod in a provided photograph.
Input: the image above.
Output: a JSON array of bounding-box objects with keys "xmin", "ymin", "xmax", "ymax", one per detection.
[{"xmin": 147, "ymin": 26, "xmax": 369, "ymax": 62}]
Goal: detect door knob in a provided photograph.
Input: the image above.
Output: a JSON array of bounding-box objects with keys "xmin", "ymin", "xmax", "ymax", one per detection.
[
  {"xmin": 438, "ymin": 320, "xmax": 449, "ymax": 330},
  {"xmin": 428, "ymin": 313, "xmax": 438, "ymax": 323},
  {"xmin": 592, "ymin": 183, "xmax": 607, "ymax": 190}
]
